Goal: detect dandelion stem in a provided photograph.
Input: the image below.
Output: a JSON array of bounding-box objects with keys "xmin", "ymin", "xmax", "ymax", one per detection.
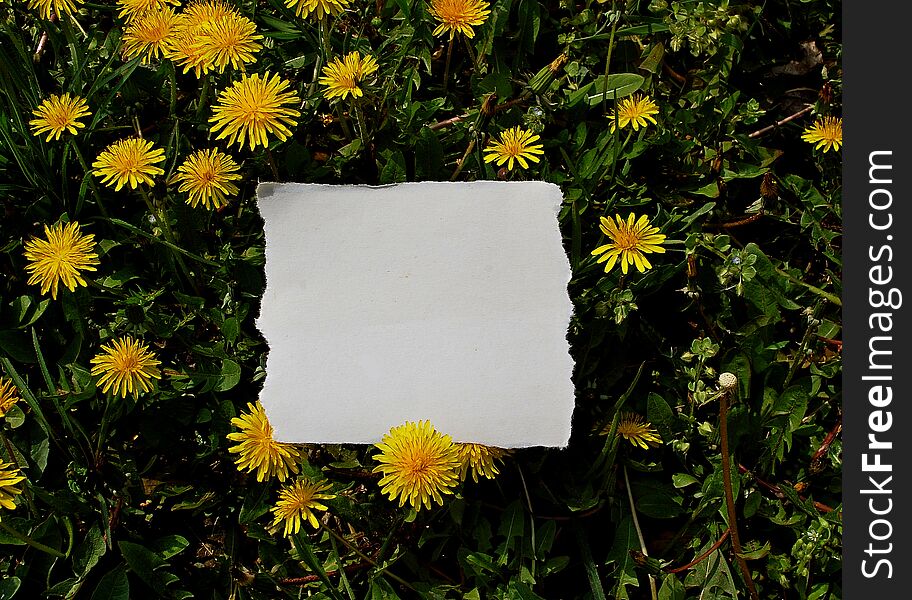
[
  {"xmin": 601, "ymin": 3, "xmax": 621, "ymax": 113},
  {"xmin": 196, "ymin": 75, "xmax": 211, "ymax": 122},
  {"xmin": 443, "ymin": 36, "xmax": 455, "ymax": 94},
  {"xmin": 450, "ymin": 137, "xmax": 477, "ymax": 181},
  {"xmin": 353, "ymin": 101, "xmax": 370, "ymax": 152},
  {"xmin": 265, "ymin": 148, "xmax": 280, "ymax": 180},
  {"xmin": 319, "ymin": 16, "xmax": 332, "ymax": 62},
  {"xmin": 719, "ymin": 387, "xmax": 759, "ymax": 600},
  {"xmin": 167, "ymin": 61, "xmax": 177, "ymax": 117},
  {"xmin": 623, "ymin": 464, "xmax": 657, "ymax": 600},
  {"xmin": 335, "ymin": 105, "xmax": 353, "ymax": 141},
  {"xmin": 463, "ymin": 35, "xmax": 477, "ymax": 67},
  {"xmin": 0, "ymin": 522, "xmax": 65, "ymax": 558}
]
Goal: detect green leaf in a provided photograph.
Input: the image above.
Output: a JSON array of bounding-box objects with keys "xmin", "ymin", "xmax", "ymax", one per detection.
[
  {"xmin": 369, "ymin": 578, "xmax": 402, "ymax": 600},
  {"xmin": 415, "ymin": 128, "xmax": 444, "ymax": 179},
  {"xmin": 587, "ymin": 73, "xmax": 645, "ymax": 104},
  {"xmin": 149, "ymin": 535, "xmax": 190, "ymax": 560},
  {"xmin": 497, "ymin": 501, "xmax": 525, "ymax": 539},
  {"xmin": 647, "ymin": 392, "xmax": 675, "ymax": 441},
  {"xmin": 605, "ymin": 516, "xmax": 639, "ymax": 599},
  {"xmin": 639, "ymin": 42, "xmax": 665, "ymax": 74},
  {"xmin": 657, "ymin": 573, "xmax": 685, "ymax": 600},
  {"xmin": 44, "ymin": 578, "xmax": 83, "ymax": 598},
  {"xmin": 215, "ymin": 359, "xmax": 240, "ymax": 392},
  {"xmin": 683, "ymin": 540, "xmax": 737, "ymax": 596},
  {"xmin": 632, "ymin": 481, "xmax": 684, "ymax": 519},
  {"xmin": 117, "ymin": 541, "xmax": 175, "ymax": 591},
  {"xmin": 90, "ymin": 566, "xmax": 129, "ymax": 600},
  {"xmin": 378, "ymin": 150, "xmax": 407, "ymax": 184},
  {"xmin": 672, "ymin": 473, "xmax": 700, "ymax": 488},
  {"xmin": 0, "ymin": 576, "xmax": 21, "ymax": 599},
  {"xmin": 573, "ymin": 522, "xmax": 606, "ymax": 600},
  {"xmin": 72, "ymin": 525, "xmax": 106, "ymax": 578},
  {"xmin": 220, "ymin": 317, "xmax": 239, "ymax": 345}
]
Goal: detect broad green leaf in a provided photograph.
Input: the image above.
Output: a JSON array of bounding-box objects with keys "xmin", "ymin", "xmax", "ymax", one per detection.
[
  {"xmin": 587, "ymin": 73, "xmax": 645, "ymax": 104},
  {"xmin": 605, "ymin": 516, "xmax": 639, "ymax": 599},
  {"xmin": 90, "ymin": 566, "xmax": 129, "ymax": 600},
  {"xmin": 215, "ymin": 359, "xmax": 240, "ymax": 392},
  {"xmin": 72, "ymin": 525, "xmax": 106, "ymax": 578}
]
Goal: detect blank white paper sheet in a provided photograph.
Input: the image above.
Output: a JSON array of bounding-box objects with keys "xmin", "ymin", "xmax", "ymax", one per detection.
[{"xmin": 256, "ymin": 181, "xmax": 574, "ymax": 447}]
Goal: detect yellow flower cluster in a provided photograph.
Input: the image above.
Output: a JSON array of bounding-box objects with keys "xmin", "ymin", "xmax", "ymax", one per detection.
[
  {"xmin": 373, "ymin": 420, "xmax": 509, "ymax": 511},
  {"xmin": 223, "ymin": 408, "xmax": 509, "ymax": 534},
  {"xmin": 20, "ymin": 222, "xmax": 163, "ymax": 399},
  {"xmin": 119, "ymin": 0, "xmax": 262, "ymax": 76}
]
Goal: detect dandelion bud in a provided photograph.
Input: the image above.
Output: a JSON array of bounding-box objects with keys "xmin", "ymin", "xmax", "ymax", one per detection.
[{"xmin": 527, "ymin": 54, "xmax": 568, "ymax": 94}]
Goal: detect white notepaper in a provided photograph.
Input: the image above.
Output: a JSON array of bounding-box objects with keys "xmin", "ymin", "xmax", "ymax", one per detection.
[{"xmin": 256, "ymin": 181, "xmax": 574, "ymax": 447}]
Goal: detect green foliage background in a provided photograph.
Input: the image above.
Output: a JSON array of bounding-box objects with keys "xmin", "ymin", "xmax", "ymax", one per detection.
[{"xmin": 0, "ymin": 0, "xmax": 842, "ymax": 598}]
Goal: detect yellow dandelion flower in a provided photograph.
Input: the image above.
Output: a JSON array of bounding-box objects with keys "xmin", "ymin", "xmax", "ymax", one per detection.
[
  {"xmin": 483, "ymin": 126, "xmax": 545, "ymax": 171},
  {"xmin": 591, "ymin": 213, "xmax": 666, "ymax": 275},
  {"xmin": 209, "ymin": 72, "xmax": 301, "ymax": 151},
  {"xmin": 90, "ymin": 336, "xmax": 162, "ymax": 399},
  {"xmin": 373, "ymin": 420, "xmax": 461, "ymax": 511},
  {"xmin": 173, "ymin": 149, "xmax": 241, "ymax": 209},
  {"xmin": 271, "ymin": 478, "xmax": 336, "ymax": 536},
  {"xmin": 456, "ymin": 443, "xmax": 509, "ymax": 483},
  {"xmin": 23, "ymin": 222, "xmax": 99, "ymax": 300},
  {"xmin": 181, "ymin": 0, "xmax": 234, "ymax": 24},
  {"xmin": 607, "ymin": 412, "xmax": 663, "ymax": 449},
  {"xmin": 318, "ymin": 51, "xmax": 379, "ymax": 100},
  {"xmin": 26, "ymin": 0, "xmax": 81, "ymax": 20},
  {"xmin": 429, "ymin": 0, "xmax": 491, "ymax": 39},
  {"xmin": 227, "ymin": 401, "xmax": 302, "ymax": 482},
  {"xmin": 92, "ymin": 138, "xmax": 166, "ymax": 191},
  {"xmin": 166, "ymin": 1, "xmax": 235, "ymax": 76},
  {"xmin": 0, "ymin": 461, "xmax": 26, "ymax": 514},
  {"xmin": 607, "ymin": 94, "xmax": 660, "ymax": 132},
  {"xmin": 284, "ymin": 0, "xmax": 350, "ymax": 20},
  {"xmin": 195, "ymin": 12, "xmax": 262, "ymax": 73},
  {"xmin": 29, "ymin": 93, "xmax": 91, "ymax": 142},
  {"xmin": 121, "ymin": 7, "xmax": 182, "ymax": 64},
  {"xmin": 116, "ymin": 0, "xmax": 179, "ymax": 22},
  {"xmin": 801, "ymin": 116, "xmax": 842, "ymax": 153},
  {"xmin": 0, "ymin": 378, "xmax": 20, "ymax": 420}
]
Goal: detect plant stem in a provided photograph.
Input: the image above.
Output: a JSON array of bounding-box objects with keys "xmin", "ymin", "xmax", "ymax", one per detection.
[
  {"xmin": 353, "ymin": 100, "xmax": 370, "ymax": 151},
  {"xmin": 167, "ymin": 61, "xmax": 177, "ymax": 116},
  {"xmin": 443, "ymin": 36, "xmax": 455, "ymax": 94},
  {"xmin": 320, "ymin": 16, "xmax": 332, "ymax": 61},
  {"xmin": 624, "ymin": 464, "xmax": 657, "ymax": 600},
  {"xmin": 601, "ymin": 3, "xmax": 621, "ymax": 112},
  {"xmin": 139, "ymin": 187, "xmax": 198, "ymax": 293},
  {"xmin": 719, "ymin": 389, "xmax": 760, "ymax": 600},
  {"xmin": 463, "ymin": 34, "xmax": 477, "ymax": 68},
  {"xmin": 196, "ymin": 74, "xmax": 211, "ymax": 122},
  {"xmin": 70, "ymin": 142, "xmax": 109, "ymax": 218},
  {"xmin": 0, "ymin": 522, "xmax": 66, "ymax": 558},
  {"xmin": 319, "ymin": 523, "xmax": 416, "ymax": 592},
  {"xmin": 335, "ymin": 105, "xmax": 353, "ymax": 141},
  {"xmin": 775, "ymin": 267, "xmax": 841, "ymax": 306},
  {"xmin": 449, "ymin": 137, "xmax": 477, "ymax": 181}
]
